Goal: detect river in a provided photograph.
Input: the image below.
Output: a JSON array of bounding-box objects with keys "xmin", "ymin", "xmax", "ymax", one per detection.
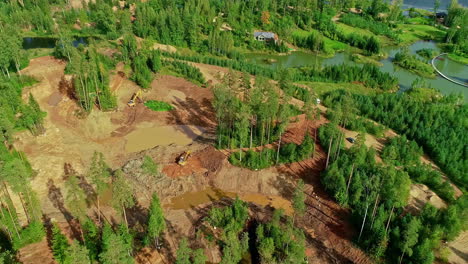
[{"xmin": 247, "ymin": 41, "xmax": 468, "ymax": 101}]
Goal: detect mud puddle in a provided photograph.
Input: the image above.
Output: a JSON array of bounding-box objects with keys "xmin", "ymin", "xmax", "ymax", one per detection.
[
  {"xmin": 165, "ymin": 188, "xmax": 293, "ymax": 215},
  {"xmin": 125, "ymin": 125, "xmax": 207, "ymax": 153}
]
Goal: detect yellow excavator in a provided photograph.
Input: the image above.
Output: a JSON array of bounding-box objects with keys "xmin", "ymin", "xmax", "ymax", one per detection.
[
  {"xmin": 177, "ymin": 151, "xmax": 191, "ymax": 166},
  {"xmin": 127, "ymin": 89, "xmax": 143, "ymax": 107}
]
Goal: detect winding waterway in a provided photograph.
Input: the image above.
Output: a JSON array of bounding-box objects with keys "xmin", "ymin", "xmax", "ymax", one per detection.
[{"xmin": 247, "ymin": 41, "xmax": 468, "ymax": 101}]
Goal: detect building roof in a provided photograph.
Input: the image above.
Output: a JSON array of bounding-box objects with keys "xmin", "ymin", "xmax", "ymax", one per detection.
[{"xmin": 254, "ymin": 31, "xmax": 276, "ymax": 39}]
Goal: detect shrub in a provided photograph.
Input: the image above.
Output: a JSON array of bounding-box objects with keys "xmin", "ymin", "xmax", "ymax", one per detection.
[
  {"xmin": 144, "ymin": 100, "xmax": 174, "ymax": 111},
  {"xmin": 141, "ymin": 155, "xmax": 158, "ymax": 176}
]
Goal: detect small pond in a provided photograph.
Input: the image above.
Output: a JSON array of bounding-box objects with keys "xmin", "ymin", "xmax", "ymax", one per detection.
[{"xmin": 22, "ymin": 37, "xmax": 88, "ymax": 49}]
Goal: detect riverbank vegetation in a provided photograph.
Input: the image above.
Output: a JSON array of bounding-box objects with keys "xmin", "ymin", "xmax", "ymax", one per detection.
[
  {"xmin": 393, "ymin": 50, "xmax": 436, "ymax": 78},
  {"xmin": 443, "ymin": 0, "xmax": 468, "ymax": 64}
]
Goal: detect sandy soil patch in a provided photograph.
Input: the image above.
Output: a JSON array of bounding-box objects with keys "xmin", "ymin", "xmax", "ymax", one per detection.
[
  {"xmin": 447, "ymin": 231, "xmax": 468, "ymax": 264},
  {"xmin": 407, "ymin": 183, "xmax": 447, "ymax": 213},
  {"xmin": 18, "ymin": 238, "xmax": 55, "ymax": 264},
  {"xmin": 152, "ymin": 43, "xmax": 177, "ymax": 53}
]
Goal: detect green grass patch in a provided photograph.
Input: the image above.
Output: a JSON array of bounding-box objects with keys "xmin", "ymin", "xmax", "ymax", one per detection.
[
  {"xmin": 298, "ymin": 81, "xmax": 378, "ymax": 96},
  {"xmin": 144, "ymin": 100, "xmax": 174, "ymax": 111},
  {"xmin": 397, "ymin": 24, "xmax": 445, "ymax": 45}
]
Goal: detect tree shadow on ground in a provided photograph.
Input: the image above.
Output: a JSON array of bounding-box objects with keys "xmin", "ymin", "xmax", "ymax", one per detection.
[{"xmin": 46, "ymin": 179, "xmax": 81, "ymax": 240}]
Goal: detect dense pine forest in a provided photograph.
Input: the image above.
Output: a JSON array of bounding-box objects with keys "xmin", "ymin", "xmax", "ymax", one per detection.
[{"xmin": 0, "ymin": 0, "xmax": 467, "ymax": 263}]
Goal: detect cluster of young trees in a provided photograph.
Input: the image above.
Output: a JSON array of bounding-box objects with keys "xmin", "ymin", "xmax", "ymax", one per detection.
[
  {"xmin": 0, "ymin": 0, "xmax": 54, "ymax": 34},
  {"xmin": 0, "ymin": 26, "xmax": 25, "ymax": 78},
  {"xmin": 340, "ymin": 13, "xmax": 398, "ymax": 40},
  {"xmin": 175, "ymin": 238, "xmax": 206, "ymax": 264},
  {"xmin": 255, "ymin": 209, "xmax": 306, "ymax": 263},
  {"xmin": 45, "ymin": 153, "xmax": 168, "ymax": 264},
  {"xmin": 229, "ymin": 134, "xmax": 315, "ymax": 170},
  {"xmin": 213, "ymin": 72, "xmax": 288, "ymax": 151},
  {"xmin": 318, "ymin": 122, "xmax": 468, "ymax": 263},
  {"xmin": 381, "ymin": 135, "xmax": 456, "ymax": 202},
  {"xmin": 292, "ymin": 31, "xmax": 324, "ymax": 52},
  {"xmin": 294, "ymin": 63, "xmax": 398, "ymax": 91},
  {"xmin": 310, "ymin": 9, "xmax": 382, "ymax": 55},
  {"xmin": 326, "ymin": 108, "xmax": 385, "ymax": 137},
  {"xmin": 203, "ymin": 197, "xmax": 307, "ymax": 263},
  {"xmin": 55, "ymin": 37, "xmax": 117, "ymax": 112},
  {"xmin": 444, "ymin": 0, "xmax": 468, "ymax": 58},
  {"xmin": 120, "ymin": 34, "xmax": 161, "ymax": 89},
  {"xmin": 163, "ymin": 60, "xmax": 206, "ymax": 85},
  {"xmin": 381, "ymin": 136, "xmax": 423, "ymax": 167},
  {"xmin": 0, "ymin": 73, "xmax": 47, "ymax": 259},
  {"xmin": 322, "ymin": 89, "xmax": 468, "ymax": 190}
]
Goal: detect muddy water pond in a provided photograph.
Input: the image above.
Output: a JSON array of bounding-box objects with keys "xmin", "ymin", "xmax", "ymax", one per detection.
[
  {"xmin": 124, "ymin": 125, "xmax": 207, "ymax": 153},
  {"xmin": 166, "ymin": 187, "xmax": 293, "ymax": 215},
  {"xmin": 248, "ymin": 41, "xmax": 468, "ymax": 101}
]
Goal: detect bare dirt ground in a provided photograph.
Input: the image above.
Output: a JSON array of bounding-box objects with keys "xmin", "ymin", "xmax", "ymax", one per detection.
[
  {"xmin": 407, "ymin": 184, "xmax": 447, "ymax": 212},
  {"xmin": 14, "ymin": 57, "xmax": 216, "ymax": 262},
  {"xmin": 446, "ymin": 231, "xmax": 468, "ymax": 264},
  {"xmin": 15, "ymin": 55, "xmax": 463, "ymax": 264},
  {"xmin": 17, "ymin": 238, "xmax": 55, "ymax": 264}
]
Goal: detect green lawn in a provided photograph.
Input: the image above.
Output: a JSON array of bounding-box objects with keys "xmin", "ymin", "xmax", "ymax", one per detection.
[{"xmin": 397, "ymin": 24, "xmax": 446, "ymax": 44}]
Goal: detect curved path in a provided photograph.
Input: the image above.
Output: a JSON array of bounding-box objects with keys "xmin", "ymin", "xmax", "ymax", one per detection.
[{"xmin": 431, "ymin": 53, "xmax": 468, "ymax": 88}]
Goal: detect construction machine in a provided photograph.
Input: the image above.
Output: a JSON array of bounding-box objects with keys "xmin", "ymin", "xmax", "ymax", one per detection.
[
  {"xmin": 127, "ymin": 89, "xmax": 143, "ymax": 107},
  {"xmin": 177, "ymin": 151, "xmax": 191, "ymax": 166}
]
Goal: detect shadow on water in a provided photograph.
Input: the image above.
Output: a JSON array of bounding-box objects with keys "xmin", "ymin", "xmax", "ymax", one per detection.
[
  {"xmin": 22, "ymin": 37, "xmax": 88, "ymax": 49},
  {"xmin": 240, "ymin": 219, "xmax": 261, "ymax": 264}
]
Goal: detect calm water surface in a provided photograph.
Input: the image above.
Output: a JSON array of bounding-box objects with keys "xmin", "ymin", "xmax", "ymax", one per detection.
[{"xmin": 248, "ymin": 41, "xmax": 468, "ymax": 101}]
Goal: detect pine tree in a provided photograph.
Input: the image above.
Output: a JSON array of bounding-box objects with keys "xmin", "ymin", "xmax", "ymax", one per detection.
[
  {"xmin": 88, "ymin": 152, "xmax": 110, "ymax": 224},
  {"xmin": 192, "ymin": 248, "xmax": 207, "ymax": 264},
  {"xmin": 82, "ymin": 218, "xmax": 100, "ymax": 261},
  {"xmin": 65, "ymin": 175, "xmax": 87, "ymax": 223},
  {"xmin": 175, "ymin": 238, "xmax": 191, "ymax": 264},
  {"xmin": 147, "ymin": 193, "xmax": 165, "ymax": 248},
  {"xmin": 111, "ymin": 170, "xmax": 135, "ymax": 229},
  {"xmin": 64, "ymin": 240, "xmax": 91, "ymax": 264},
  {"xmin": 51, "ymin": 224, "xmax": 70, "ymax": 264},
  {"xmin": 292, "ymin": 179, "xmax": 306, "ymax": 217},
  {"xmin": 99, "ymin": 229, "xmax": 134, "ymax": 264}
]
